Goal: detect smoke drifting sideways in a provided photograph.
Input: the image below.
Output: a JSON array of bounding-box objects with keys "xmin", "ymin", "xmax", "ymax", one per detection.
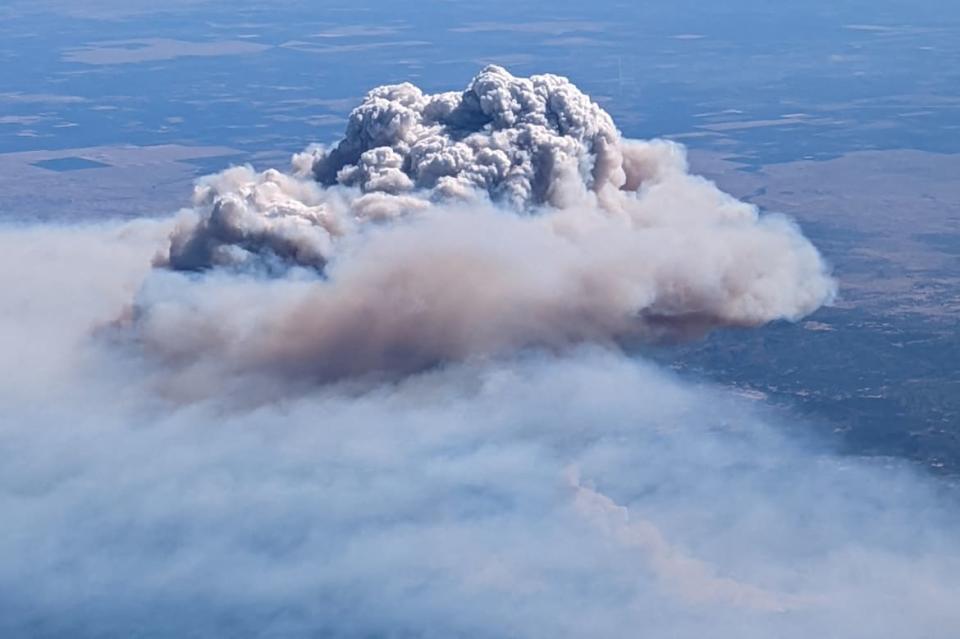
[
  {"xmin": 143, "ymin": 66, "xmax": 835, "ymax": 386},
  {"xmin": 3, "ymin": 223, "xmax": 960, "ymax": 638},
  {"xmin": 4, "ymin": 67, "xmax": 960, "ymax": 638}
]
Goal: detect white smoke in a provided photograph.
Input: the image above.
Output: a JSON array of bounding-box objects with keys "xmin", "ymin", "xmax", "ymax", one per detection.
[
  {"xmin": 2, "ymin": 221, "xmax": 959, "ymax": 638},
  {"xmin": 4, "ymin": 68, "xmax": 955, "ymax": 638},
  {"xmin": 307, "ymin": 64, "xmax": 624, "ymax": 207},
  {"xmin": 149, "ymin": 67, "xmax": 835, "ymax": 383}
]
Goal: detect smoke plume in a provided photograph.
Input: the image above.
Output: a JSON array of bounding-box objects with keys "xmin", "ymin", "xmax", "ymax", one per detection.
[
  {"xmin": 147, "ymin": 66, "xmax": 835, "ymax": 384},
  {"xmin": 3, "ymin": 69, "xmax": 956, "ymax": 638}
]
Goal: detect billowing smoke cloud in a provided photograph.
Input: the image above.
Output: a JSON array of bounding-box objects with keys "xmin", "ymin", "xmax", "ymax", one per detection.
[
  {"xmin": 3, "ymin": 69, "xmax": 956, "ymax": 638},
  {"xmin": 147, "ymin": 67, "xmax": 835, "ymax": 384},
  {"xmin": 306, "ymin": 64, "xmax": 623, "ymax": 206},
  {"xmin": 2, "ymin": 221, "xmax": 960, "ymax": 638}
]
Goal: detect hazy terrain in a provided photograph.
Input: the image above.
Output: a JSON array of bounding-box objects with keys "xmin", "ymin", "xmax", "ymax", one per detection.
[
  {"xmin": 2, "ymin": 0, "xmax": 957, "ymax": 470},
  {"xmin": 2, "ymin": 2, "xmax": 959, "ymax": 636}
]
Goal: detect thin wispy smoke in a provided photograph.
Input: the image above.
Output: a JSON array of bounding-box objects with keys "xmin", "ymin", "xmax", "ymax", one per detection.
[{"xmin": 1, "ymin": 69, "xmax": 956, "ymax": 638}]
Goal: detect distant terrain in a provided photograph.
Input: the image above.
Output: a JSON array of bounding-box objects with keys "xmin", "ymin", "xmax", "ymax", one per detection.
[
  {"xmin": 1, "ymin": 0, "xmax": 957, "ymax": 472},
  {"xmin": 671, "ymin": 149, "xmax": 960, "ymax": 472}
]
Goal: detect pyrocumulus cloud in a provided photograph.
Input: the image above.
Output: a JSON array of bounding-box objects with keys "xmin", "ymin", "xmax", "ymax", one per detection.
[
  {"xmin": 1, "ymin": 69, "xmax": 956, "ymax": 639},
  {"xmin": 148, "ymin": 66, "xmax": 835, "ymax": 385}
]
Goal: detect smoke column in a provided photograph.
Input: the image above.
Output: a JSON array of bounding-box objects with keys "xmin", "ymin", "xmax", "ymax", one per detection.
[
  {"xmin": 2, "ymin": 69, "xmax": 958, "ymax": 638},
  {"xmin": 143, "ymin": 66, "xmax": 835, "ymax": 386}
]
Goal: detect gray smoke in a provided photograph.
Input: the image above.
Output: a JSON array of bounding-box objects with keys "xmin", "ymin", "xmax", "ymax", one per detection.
[
  {"xmin": 4, "ymin": 68, "xmax": 951, "ymax": 639},
  {"xmin": 308, "ymin": 64, "xmax": 623, "ymax": 206},
  {"xmin": 150, "ymin": 67, "xmax": 835, "ymax": 383},
  {"xmin": 1, "ymin": 221, "xmax": 959, "ymax": 638}
]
